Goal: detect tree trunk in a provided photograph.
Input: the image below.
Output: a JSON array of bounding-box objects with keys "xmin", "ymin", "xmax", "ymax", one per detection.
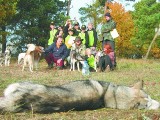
[
  {"xmin": 1, "ymin": 26, "xmax": 6, "ymax": 53},
  {"xmin": 144, "ymin": 26, "xmax": 160, "ymax": 59},
  {"xmin": 67, "ymin": 0, "xmax": 72, "ymax": 16}
]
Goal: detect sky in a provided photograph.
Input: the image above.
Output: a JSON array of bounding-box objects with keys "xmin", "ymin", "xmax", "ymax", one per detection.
[
  {"xmin": 69, "ymin": 0, "xmax": 93, "ymax": 24},
  {"xmin": 68, "ymin": 0, "xmax": 139, "ymax": 25}
]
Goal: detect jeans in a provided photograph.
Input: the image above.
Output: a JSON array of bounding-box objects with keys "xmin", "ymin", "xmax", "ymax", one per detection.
[{"xmin": 45, "ymin": 53, "xmax": 64, "ymax": 67}]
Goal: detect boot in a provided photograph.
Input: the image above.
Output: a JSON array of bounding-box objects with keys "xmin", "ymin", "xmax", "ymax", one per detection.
[
  {"xmin": 56, "ymin": 66, "xmax": 63, "ymax": 70},
  {"xmin": 48, "ymin": 63, "xmax": 53, "ymax": 69}
]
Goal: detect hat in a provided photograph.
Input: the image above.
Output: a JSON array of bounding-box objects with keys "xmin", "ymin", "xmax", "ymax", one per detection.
[
  {"xmin": 81, "ymin": 25, "xmax": 86, "ymax": 30},
  {"xmin": 50, "ymin": 22, "xmax": 54, "ymax": 25},
  {"xmin": 74, "ymin": 36, "xmax": 83, "ymax": 42},
  {"xmin": 105, "ymin": 12, "xmax": 111, "ymax": 17},
  {"xmin": 74, "ymin": 22, "xmax": 79, "ymax": 26}
]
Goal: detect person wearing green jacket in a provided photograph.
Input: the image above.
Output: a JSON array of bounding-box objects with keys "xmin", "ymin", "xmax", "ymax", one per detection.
[
  {"xmin": 101, "ymin": 12, "xmax": 116, "ymax": 50},
  {"xmin": 101, "ymin": 12, "xmax": 117, "ymax": 67}
]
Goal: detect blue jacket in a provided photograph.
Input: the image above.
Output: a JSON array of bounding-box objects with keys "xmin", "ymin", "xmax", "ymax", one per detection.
[{"xmin": 45, "ymin": 42, "xmax": 69, "ymax": 60}]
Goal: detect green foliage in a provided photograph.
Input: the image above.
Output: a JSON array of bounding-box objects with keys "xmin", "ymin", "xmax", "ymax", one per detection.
[
  {"xmin": 79, "ymin": 0, "xmax": 104, "ymax": 28},
  {"xmin": 9, "ymin": 0, "xmax": 68, "ymax": 52},
  {"xmin": 0, "ymin": 0, "xmax": 18, "ymax": 26},
  {"xmin": 0, "ymin": 0, "xmax": 18, "ymax": 52},
  {"xmin": 132, "ymin": 0, "xmax": 160, "ymax": 50},
  {"xmin": 98, "ymin": 0, "xmax": 106, "ymax": 6}
]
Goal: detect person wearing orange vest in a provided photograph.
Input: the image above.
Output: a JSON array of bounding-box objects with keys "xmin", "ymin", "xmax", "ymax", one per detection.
[
  {"xmin": 48, "ymin": 22, "xmax": 58, "ymax": 46},
  {"xmin": 78, "ymin": 25, "xmax": 89, "ymax": 48}
]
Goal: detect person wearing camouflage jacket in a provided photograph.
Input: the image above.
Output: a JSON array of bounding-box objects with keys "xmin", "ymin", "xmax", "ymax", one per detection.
[
  {"xmin": 71, "ymin": 36, "xmax": 86, "ymax": 61},
  {"xmin": 101, "ymin": 12, "xmax": 116, "ymax": 51}
]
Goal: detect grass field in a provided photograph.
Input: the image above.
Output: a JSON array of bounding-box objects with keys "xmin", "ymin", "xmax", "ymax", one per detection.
[{"xmin": 0, "ymin": 58, "xmax": 160, "ymax": 120}]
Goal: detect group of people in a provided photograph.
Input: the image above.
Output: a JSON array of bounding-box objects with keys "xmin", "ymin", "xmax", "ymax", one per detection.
[{"xmin": 44, "ymin": 12, "xmax": 117, "ymax": 72}]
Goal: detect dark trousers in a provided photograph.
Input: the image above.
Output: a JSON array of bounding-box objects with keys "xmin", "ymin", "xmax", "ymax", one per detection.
[
  {"xmin": 45, "ymin": 53, "xmax": 64, "ymax": 67},
  {"xmin": 99, "ymin": 55, "xmax": 113, "ymax": 71},
  {"xmin": 102, "ymin": 40, "xmax": 116, "ymax": 67}
]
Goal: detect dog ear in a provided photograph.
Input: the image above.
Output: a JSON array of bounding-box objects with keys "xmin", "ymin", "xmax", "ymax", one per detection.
[
  {"xmin": 132, "ymin": 80, "xmax": 143, "ymax": 90},
  {"xmin": 39, "ymin": 46, "xmax": 45, "ymax": 52},
  {"xmin": 27, "ymin": 44, "xmax": 36, "ymax": 52},
  {"xmin": 35, "ymin": 46, "xmax": 45, "ymax": 53},
  {"xmin": 27, "ymin": 44, "xmax": 32, "ymax": 48}
]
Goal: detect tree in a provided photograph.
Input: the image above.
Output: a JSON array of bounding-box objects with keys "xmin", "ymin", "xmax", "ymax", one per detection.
[
  {"xmin": 79, "ymin": 0, "xmax": 104, "ymax": 28},
  {"xmin": 98, "ymin": 0, "xmax": 114, "ymax": 6},
  {"xmin": 132, "ymin": 0, "xmax": 160, "ymax": 58},
  {"xmin": 144, "ymin": 24, "xmax": 160, "ymax": 59},
  {"xmin": 0, "ymin": 0, "xmax": 18, "ymax": 52},
  {"xmin": 9, "ymin": 0, "xmax": 68, "ymax": 53},
  {"xmin": 105, "ymin": 2, "xmax": 135, "ymax": 57},
  {"xmin": 66, "ymin": 0, "xmax": 72, "ymax": 16}
]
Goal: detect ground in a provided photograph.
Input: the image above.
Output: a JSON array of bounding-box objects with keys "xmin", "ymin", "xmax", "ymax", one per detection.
[{"xmin": 0, "ymin": 58, "xmax": 160, "ymax": 120}]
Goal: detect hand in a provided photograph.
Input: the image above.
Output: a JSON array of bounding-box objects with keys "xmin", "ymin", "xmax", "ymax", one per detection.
[
  {"xmin": 91, "ymin": 47, "xmax": 96, "ymax": 50},
  {"xmin": 57, "ymin": 58, "xmax": 62, "ymax": 64},
  {"xmin": 65, "ymin": 19, "xmax": 71, "ymax": 25}
]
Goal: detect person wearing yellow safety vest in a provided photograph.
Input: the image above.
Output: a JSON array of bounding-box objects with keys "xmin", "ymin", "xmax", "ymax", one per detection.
[
  {"xmin": 65, "ymin": 28, "xmax": 76, "ymax": 50},
  {"xmin": 87, "ymin": 23, "xmax": 98, "ymax": 48},
  {"xmin": 78, "ymin": 25, "xmax": 89, "ymax": 48},
  {"xmin": 48, "ymin": 22, "xmax": 58, "ymax": 46}
]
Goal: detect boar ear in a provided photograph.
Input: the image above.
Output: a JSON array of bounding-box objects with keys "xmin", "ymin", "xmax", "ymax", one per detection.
[{"xmin": 132, "ymin": 80, "xmax": 143, "ymax": 90}]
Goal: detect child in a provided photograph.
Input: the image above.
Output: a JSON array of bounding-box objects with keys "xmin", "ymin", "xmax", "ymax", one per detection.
[{"xmin": 85, "ymin": 48, "xmax": 96, "ymax": 72}]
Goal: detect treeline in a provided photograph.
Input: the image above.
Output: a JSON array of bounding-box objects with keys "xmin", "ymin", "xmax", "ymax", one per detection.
[
  {"xmin": 0, "ymin": 0, "xmax": 69, "ymax": 54},
  {"xmin": 0, "ymin": 0, "xmax": 160, "ymax": 58}
]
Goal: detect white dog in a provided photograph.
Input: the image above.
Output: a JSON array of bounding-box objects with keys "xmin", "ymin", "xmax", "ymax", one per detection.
[
  {"xmin": 22, "ymin": 44, "xmax": 36, "ymax": 72},
  {"xmin": 22, "ymin": 44, "xmax": 44, "ymax": 72},
  {"xmin": 18, "ymin": 53, "xmax": 26, "ymax": 65}
]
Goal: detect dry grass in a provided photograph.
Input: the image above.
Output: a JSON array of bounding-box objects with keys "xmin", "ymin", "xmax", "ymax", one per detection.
[{"xmin": 0, "ymin": 58, "xmax": 160, "ymax": 120}]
